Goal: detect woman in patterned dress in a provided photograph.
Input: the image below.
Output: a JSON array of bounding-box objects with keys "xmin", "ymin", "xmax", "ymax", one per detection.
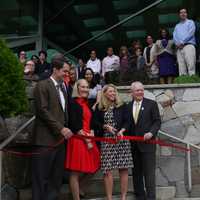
[{"xmin": 94, "ymin": 84, "xmax": 133, "ymax": 200}]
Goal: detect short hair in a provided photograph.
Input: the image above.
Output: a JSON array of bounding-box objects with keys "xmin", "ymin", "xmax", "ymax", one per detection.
[
  {"xmin": 72, "ymin": 79, "xmax": 89, "ymax": 98},
  {"xmin": 107, "ymin": 46, "xmax": 113, "ymax": 51},
  {"xmin": 98, "ymin": 84, "xmax": 123, "ymax": 111},
  {"xmin": 131, "ymin": 81, "xmax": 144, "ymax": 91},
  {"xmin": 38, "ymin": 50, "xmax": 47, "ymax": 58},
  {"xmin": 179, "ymin": 8, "xmax": 187, "ymax": 13},
  {"xmin": 18, "ymin": 50, "xmax": 26, "ymax": 58},
  {"xmin": 90, "ymin": 49, "xmax": 96, "ymax": 53},
  {"xmin": 51, "ymin": 55, "xmax": 66, "ymax": 70}
]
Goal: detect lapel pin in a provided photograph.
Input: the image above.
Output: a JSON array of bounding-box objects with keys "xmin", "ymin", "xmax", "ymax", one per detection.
[{"xmin": 141, "ymin": 107, "xmax": 144, "ymax": 111}]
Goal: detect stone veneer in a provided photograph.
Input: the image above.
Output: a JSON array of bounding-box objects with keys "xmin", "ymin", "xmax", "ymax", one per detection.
[
  {"xmin": 2, "ymin": 83, "xmax": 200, "ymax": 199},
  {"xmin": 118, "ymin": 83, "xmax": 200, "ymax": 198}
]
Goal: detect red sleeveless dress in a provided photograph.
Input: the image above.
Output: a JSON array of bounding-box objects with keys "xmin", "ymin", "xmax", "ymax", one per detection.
[{"xmin": 65, "ymin": 98, "xmax": 100, "ymax": 173}]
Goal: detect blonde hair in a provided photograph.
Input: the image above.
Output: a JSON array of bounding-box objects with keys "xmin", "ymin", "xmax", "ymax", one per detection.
[
  {"xmin": 71, "ymin": 79, "xmax": 88, "ymax": 98},
  {"xmin": 98, "ymin": 84, "xmax": 123, "ymax": 111}
]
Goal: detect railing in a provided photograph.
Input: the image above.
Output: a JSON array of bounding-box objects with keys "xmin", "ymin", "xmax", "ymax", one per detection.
[
  {"xmin": 64, "ymin": 0, "xmax": 166, "ymax": 55},
  {"xmin": 158, "ymin": 130, "xmax": 200, "ymax": 193},
  {"xmin": 0, "ymin": 116, "xmax": 35, "ymax": 200},
  {"xmin": 0, "ymin": 117, "xmax": 199, "ymax": 199}
]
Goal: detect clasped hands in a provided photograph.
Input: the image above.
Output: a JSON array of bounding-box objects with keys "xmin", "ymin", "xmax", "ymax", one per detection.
[{"xmin": 78, "ymin": 129, "xmax": 94, "ymax": 149}]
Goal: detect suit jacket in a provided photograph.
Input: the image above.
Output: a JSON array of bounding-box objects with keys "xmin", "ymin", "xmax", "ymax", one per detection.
[
  {"xmin": 94, "ymin": 104, "xmax": 128, "ymax": 137},
  {"xmin": 33, "ymin": 78, "xmax": 69, "ymax": 146},
  {"xmin": 126, "ymin": 98, "xmax": 161, "ymax": 152}
]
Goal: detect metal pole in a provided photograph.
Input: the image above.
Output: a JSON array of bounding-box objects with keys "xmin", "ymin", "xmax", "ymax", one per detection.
[
  {"xmin": 159, "ymin": 130, "xmax": 200, "ymax": 151},
  {"xmin": 36, "ymin": 0, "xmax": 44, "ymax": 51},
  {"xmin": 187, "ymin": 144, "xmax": 192, "ymax": 193},
  {"xmin": 64, "ymin": 0, "xmax": 165, "ymax": 55},
  {"xmin": 0, "ymin": 116, "xmax": 35, "ymax": 150}
]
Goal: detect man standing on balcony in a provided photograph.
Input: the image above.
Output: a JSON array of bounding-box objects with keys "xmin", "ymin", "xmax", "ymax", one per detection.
[
  {"xmin": 126, "ymin": 81, "xmax": 161, "ymax": 200},
  {"xmin": 173, "ymin": 8, "xmax": 196, "ymax": 76},
  {"xmin": 86, "ymin": 50, "xmax": 101, "ymax": 83},
  {"xmin": 102, "ymin": 47, "xmax": 120, "ymax": 84},
  {"xmin": 32, "ymin": 55, "xmax": 73, "ymax": 200}
]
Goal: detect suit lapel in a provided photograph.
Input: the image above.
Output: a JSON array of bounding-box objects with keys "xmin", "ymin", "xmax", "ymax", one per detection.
[
  {"xmin": 129, "ymin": 100, "xmax": 135, "ymax": 124},
  {"xmin": 48, "ymin": 79, "xmax": 64, "ymax": 111},
  {"xmin": 137, "ymin": 98, "xmax": 146, "ymax": 125},
  {"xmin": 61, "ymin": 84, "xmax": 68, "ymax": 110}
]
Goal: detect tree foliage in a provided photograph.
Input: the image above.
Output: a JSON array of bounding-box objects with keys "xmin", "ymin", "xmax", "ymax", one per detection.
[{"xmin": 0, "ymin": 38, "xmax": 28, "ymax": 117}]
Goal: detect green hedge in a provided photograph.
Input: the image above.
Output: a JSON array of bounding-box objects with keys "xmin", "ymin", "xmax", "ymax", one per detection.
[
  {"xmin": 0, "ymin": 39, "xmax": 28, "ymax": 117},
  {"xmin": 174, "ymin": 75, "xmax": 200, "ymax": 84}
]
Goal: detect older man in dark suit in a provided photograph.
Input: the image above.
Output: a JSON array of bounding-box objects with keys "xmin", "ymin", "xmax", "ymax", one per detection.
[
  {"xmin": 126, "ymin": 81, "xmax": 161, "ymax": 200},
  {"xmin": 32, "ymin": 55, "xmax": 73, "ymax": 200}
]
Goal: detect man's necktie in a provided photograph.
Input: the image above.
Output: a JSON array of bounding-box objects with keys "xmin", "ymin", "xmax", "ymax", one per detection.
[{"xmin": 134, "ymin": 102, "xmax": 140, "ymax": 124}]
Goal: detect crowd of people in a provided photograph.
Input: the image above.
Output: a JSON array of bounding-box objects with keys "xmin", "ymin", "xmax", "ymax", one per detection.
[
  {"xmin": 31, "ymin": 51, "xmax": 161, "ymax": 200},
  {"xmin": 20, "ymin": 8, "xmax": 199, "ymax": 86},
  {"xmin": 15, "ymin": 8, "xmax": 199, "ymax": 200}
]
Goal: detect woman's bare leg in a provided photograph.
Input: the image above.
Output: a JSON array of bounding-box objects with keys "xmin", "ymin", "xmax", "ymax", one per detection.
[
  {"xmin": 119, "ymin": 169, "xmax": 129, "ymax": 200},
  {"xmin": 70, "ymin": 172, "xmax": 80, "ymax": 200},
  {"xmin": 104, "ymin": 171, "xmax": 113, "ymax": 200}
]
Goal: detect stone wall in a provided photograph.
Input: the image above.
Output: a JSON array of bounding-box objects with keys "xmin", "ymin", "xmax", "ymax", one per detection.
[{"xmin": 118, "ymin": 84, "xmax": 200, "ymax": 198}]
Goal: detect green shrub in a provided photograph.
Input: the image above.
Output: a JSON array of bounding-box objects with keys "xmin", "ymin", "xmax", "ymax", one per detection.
[
  {"xmin": 174, "ymin": 75, "xmax": 200, "ymax": 84},
  {"xmin": 0, "ymin": 38, "xmax": 28, "ymax": 117}
]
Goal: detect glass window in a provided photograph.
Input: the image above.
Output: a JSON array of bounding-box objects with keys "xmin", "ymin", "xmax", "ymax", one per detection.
[{"xmin": 0, "ymin": 0, "xmax": 38, "ymax": 37}]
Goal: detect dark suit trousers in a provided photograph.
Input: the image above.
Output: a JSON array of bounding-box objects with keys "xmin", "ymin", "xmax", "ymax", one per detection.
[
  {"xmin": 132, "ymin": 145, "xmax": 156, "ymax": 200},
  {"xmin": 32, "ymin": 144, "xmax": 65, "ymax": 200}
]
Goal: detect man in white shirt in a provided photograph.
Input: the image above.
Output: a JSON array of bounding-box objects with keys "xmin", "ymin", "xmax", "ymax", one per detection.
[
  {"xmin": 32, "ymin": 55, "xmax": 73, "ymax": 200},
  {"xmin": 102, "ymin": 47, "xmax": 120, "ymax": 84},
  {"xmin": 86, "ymin": 50, "xmax": 101, "ymax": 83},
  {"xmin": 173, "ymin": 8, "xmax": 196, "ymax": 76},
  {"xmin": 86, "ymin": 50, "xmax": 101, "ymax": 74}
]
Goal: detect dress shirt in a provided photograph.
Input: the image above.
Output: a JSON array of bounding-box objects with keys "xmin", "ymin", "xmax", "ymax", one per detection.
[
  {"xmin": 102, "ymin": 55, "xmax": 120, "ymax": 76},
  {"xmin": 173, "ymin": 19, "xmax": 196, "ymax": 45},
  {"xmin": 86, "ymin": 58, "xmax": 101, "ymax": 74},
  {"xmin": 50, "ymin": 77, "xmax": 65, "ymax": 111}
]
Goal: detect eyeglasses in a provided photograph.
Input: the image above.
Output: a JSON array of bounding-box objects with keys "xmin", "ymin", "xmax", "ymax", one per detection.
[{"xmin": 26, "ymin": 63, "xmax": 35, "ymax": 66}]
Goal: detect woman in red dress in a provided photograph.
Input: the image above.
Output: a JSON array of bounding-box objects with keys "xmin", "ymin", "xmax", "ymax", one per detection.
[{"xmin": 65, "ymin": 79, "xmax": 100, "ymax": 200}]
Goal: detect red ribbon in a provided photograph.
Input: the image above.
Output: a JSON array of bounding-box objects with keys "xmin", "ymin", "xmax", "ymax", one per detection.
[
  {"xmin": 74, "ymin": 135, "xmax": 191, "ymax": 152},
  {"xmin": 1, "ymin": 135, "xmax": 191, "ymax": 157}
]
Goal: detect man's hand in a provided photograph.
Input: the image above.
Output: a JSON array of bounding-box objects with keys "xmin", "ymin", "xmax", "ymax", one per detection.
[
  {"xmin": 176, "ymin": 43, "xmax": 184, "ymax": 49},
  {"xmin": 61, "ymin": 127, "xmax": 73, "ymax": 139},
  {"xmin": 144, "ymin": 132, "xmax": 153, "ymax": 141}
]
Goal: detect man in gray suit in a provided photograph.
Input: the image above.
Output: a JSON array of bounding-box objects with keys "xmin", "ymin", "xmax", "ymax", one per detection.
[
  {"xmin": 32, "ymin": 55, "xmax": 73, "ymax": 200},
  {"xmin": 126, "ymin": 81, "xmax": 161, "ymax": 200}
]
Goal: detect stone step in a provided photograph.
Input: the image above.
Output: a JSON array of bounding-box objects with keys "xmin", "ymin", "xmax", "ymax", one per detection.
[
  {"xmin": 173, "ymin": 199, "xmax": 200, "ymax": 200},
  {"xmin": 190, "ymin": 184, "xmax": 200, "ymax": 198},
  {"xmin": 18, "ymin": 170, "xmax": 189, "ymax": 200},
  {"xmin": 20, "ymin": 185, "xmax": 177, "ymax": 200}
]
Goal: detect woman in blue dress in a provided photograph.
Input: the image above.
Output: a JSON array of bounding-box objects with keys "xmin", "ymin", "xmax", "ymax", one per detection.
[{"xmin": 155, "ymin": 28, "xmax": 177, "ymax": 84}]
